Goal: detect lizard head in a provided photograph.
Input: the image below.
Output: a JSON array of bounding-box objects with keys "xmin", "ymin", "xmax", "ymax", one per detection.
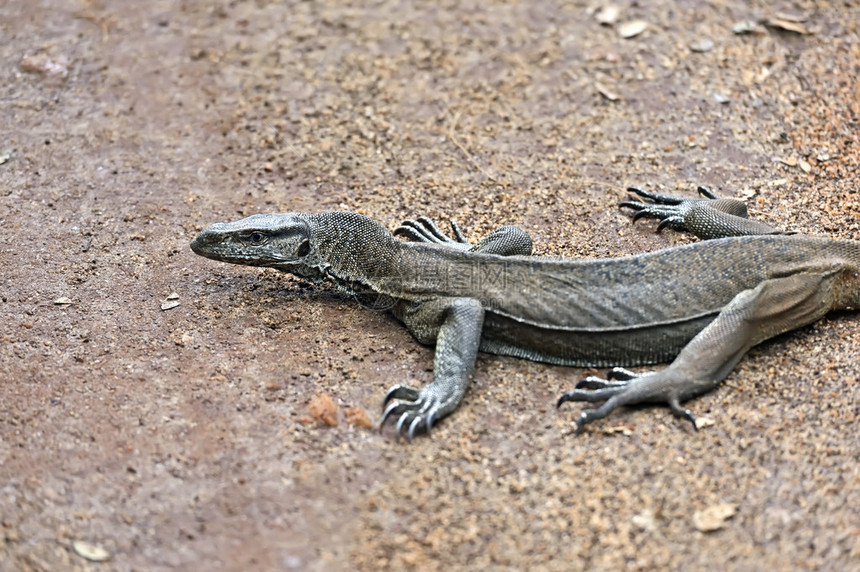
[{"xmin": 190, "ymin": 213, "xmax": 324, "ymax": 278}]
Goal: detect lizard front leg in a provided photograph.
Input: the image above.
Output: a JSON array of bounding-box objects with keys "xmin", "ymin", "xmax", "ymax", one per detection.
[
  {"xmin": 622, "ymin": 186, "xmax": 784, "ymax": 239},
  {"xmin": 559, "ymin": 269, "xmax": 841, "ymax": 431},
  {"xmin": 394, "ymin": 217, "xmax": 533, "ymax": 256},
  {"xmin": 381, "ymin": 297, "xmax": 485, "ymax": 440}
]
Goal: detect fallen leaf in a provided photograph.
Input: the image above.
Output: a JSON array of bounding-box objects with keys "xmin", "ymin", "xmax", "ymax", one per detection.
[
  {"xmin": 765, "ymin": 18, "xmax": 810, "ymax": 35},
  {"xmin": 774, "ymin": 12, "xmax": 808, "ymax": 23},
  {"xmin": 602, "ymin": 424, "xmax": 632, "ymax": 435},
  {"xmin": 0, "ymin": 148, "xmax": 14, "ymax": 165},
  {"xmin": 738, "ymin": 187, "xmax": 757, "ymax": 200},
  {"xmin": 711, "ymin": 91, "xmax": 730, "ymax": 104},
  {"xmin": 693, "ymin": 503, "xmax": 736, "ymax": 532},
  {"xmin": 595, "ymin": 82, "xmax": 619, "ymax": 101},
  {"xmin": 21, "ymin": 53, "xmax": 70, "ymax": 78},
  {"xmin": 72, "ymin": 540, "xmax": 110, "ymax": 562},
  {"xmin": 632, "ymin": 509, "xmax": 657, "ymax": 531},
  {"xmin": 730, "ymin": 21, "xmax": 759, "ymax": 35},
  {"xmin": 308, "ymin": 394, "xmax": 338, "ymax": 427},
  {"xmin": 345, "ymin": 406, "xmax": 373, "ymax": 429},
  {"xmin": 775, "ymin": 156, "xmax": 798, "ymax": 167},
  {"xmin": 595, "ymin": 5, "xmax": 620, "ymax": 26},
  {"xmin": 618, "ymin": 20, "xmax": 647, "ymax": 39},
  {"xmin": 689, "ymin": 38, "xmax": 714, "ymax": 53}
]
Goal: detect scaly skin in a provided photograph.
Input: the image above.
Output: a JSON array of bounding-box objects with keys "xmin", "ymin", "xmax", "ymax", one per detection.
[{"xmin": 191, "ymin": 188, "xmax": 860, "ymax": 438}]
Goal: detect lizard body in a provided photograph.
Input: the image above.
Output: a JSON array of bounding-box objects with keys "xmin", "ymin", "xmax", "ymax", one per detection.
[{"xmin": 191, "ymin": 189, "xmax": 860, "ymax": 437}]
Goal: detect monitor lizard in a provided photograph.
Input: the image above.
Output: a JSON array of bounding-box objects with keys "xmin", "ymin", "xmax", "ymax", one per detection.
[{"xmin": 190, "ymin": 187, "xmax": 860, "ymax": 439}]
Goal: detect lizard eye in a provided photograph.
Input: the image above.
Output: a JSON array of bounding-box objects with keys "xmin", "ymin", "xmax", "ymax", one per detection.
[
  {"xmin": 297, "ymin": 239, "xmax": 310, "ymax": 257},
  {"xmin": 246, "ymin": 232, "xmax": 265, "ymax": 245}
]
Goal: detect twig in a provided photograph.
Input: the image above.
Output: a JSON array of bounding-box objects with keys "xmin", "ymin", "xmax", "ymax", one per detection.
[{"xmin": 447, "ymin": 108, "xmax": 495, "ymax": 182}]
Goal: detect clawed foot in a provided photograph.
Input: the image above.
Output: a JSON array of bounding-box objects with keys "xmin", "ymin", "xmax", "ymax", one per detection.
[
  {"xmin": 620, "ymin": 186, "xmax": 718, "ymax": 232},
  {"xmin": 393, "ymin": 216, "xmax": 471, "ymax": 247},
  {"xmin": 380, "ymin": 384, "xmax": 449, "ymax": 441},
  {"xmin": 557, "ymin": 367, "xmax": 698, "ymax": 432}
]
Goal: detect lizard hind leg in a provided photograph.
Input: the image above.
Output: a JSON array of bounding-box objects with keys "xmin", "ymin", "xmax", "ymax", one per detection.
[{"xmin": 559, "ymin": 371, "xmax": 699, "ymax": 432}]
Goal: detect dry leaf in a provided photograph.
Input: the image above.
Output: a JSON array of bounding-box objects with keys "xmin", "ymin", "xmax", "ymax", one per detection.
[
  {"xmin": 774, "ymin": 12, "xmax": 808, "ymax": 23},
  {"xmin": 72, "ymin": 540, "xmax": 110, "ymax": 562},
  {"xmin": 693, "ymin": 503, "xmax": 736, "ymax": 532},
  {"xmin": 766, "ymin": 18, "xmax": 810, "ymax": 35},
  {"xmin": 21, "ymin": 53, "xmax": 70, "ymax": 78},
  {"xmin": 618, "ymin": 20, "xmax": 647, "ymax": 39},
  {"xmin": 595, "ymin": 82, "xmax": 619, "ymax": 101},
  {"xmin": 632, "ymin": 509, "xmax": 657, "ymax": 531},
  {"xmin": 738, "ymin": 187, "xmax": 757, "ymax": 200},
  {"xmin": 602, "ymin": 424, "xmax": 632, "ymax": 435},
  {"xmin": 308, "ymin": 394, "xmax": 338, "ymax": 426},
  {"xmin": 731, "ymin": 21, "xmax": 759, "ymax": 35},
  {"xmin": 345, "ymin": 406, "xmax": 373, "ymax": 429},
  {"xmin": 595, "ymin": 5, "xmax": 620, "ymax": 26},
  {"xmin": 689, "ymin": 38, "xmax": 714, "ymax": 53},
  {"xmin": 711, "ymin": 91, "xmax": 730, "ymax": 104}
]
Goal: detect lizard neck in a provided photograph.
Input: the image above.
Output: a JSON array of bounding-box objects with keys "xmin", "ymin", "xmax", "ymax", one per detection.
[{"xmin": 306, "ymin": 212, "xmax": 405, "ymax": 294}]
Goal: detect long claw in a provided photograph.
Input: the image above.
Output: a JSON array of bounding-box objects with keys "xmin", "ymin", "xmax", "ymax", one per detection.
[
  {"xmin": 426, "ymin": 409, "xmax": 437, "ymax": 431},
  {"xmin": 686, "ymin": 411, "xmax": 698, "ymax": 430},
  {"xmin": 408, "ymin": 416, "xmax": 423, "ymax": 442},
  {"xmin": 626, "ymin": 186, "xmax": 686, "ymax": 205},
  {"xmin": 632, "ymin": 210, "xmax": 650, "ymax": 222},
  {"xmin": 449, "ymin": 220, "xmax": 469, "ymax": 243},
  {"xmin": 697, "ymin": 185, "xmax": 719, "ymax": 199},
  {"xmin": 383, "ymin": 385, "xmax": 420, "ymax": 406},
  {"xmin": 557, "ymin": 392, "xmax": 572, "ymax": 408},
  {"xmin": 619, "ymin": 200, "xmax": 646, "ymax": 211},
  {"xmin": 392, "ymin": 226, "xmax": 426, "ymax": 241},
  {"xmin": 669, "ymin": 397, "xmax": 698, "ymax": 430},
  {"xmin": 380, "ymin": 399, "xmax": 407, "ymax": 428},
  {"xmin": 575, "ymin": 411, "xmax": 590, "ymax": 433},
  {"xmin": 395, "ymin": 411, "xmax": 411, "ymax": 436},
  {"xmin": 415, "ymin": 216, "xmax": 449, "ymax": 242},
  {"xmin": 656, "ymin": 218, "xmax": 672, "ymax": 232}
]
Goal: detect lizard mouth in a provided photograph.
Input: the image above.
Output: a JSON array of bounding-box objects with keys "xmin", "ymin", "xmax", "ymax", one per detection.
[
  {"xmin": 190, "ymin": 227, "xmax": 281, "ymax": 265},
  {"xmin": 190, "ymin": 227, "xmax": 321, "ymax": 279}
]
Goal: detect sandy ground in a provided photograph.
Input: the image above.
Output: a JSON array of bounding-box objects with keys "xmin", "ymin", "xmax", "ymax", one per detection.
[{"xmin": 1, "ymin": 0, "xmax": 859, "ymax": 570}]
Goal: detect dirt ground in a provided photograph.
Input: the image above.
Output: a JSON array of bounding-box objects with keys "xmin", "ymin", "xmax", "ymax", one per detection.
[{"xmin": 2, "ymin": 0, "xmax": 859, "ymax": 570}]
